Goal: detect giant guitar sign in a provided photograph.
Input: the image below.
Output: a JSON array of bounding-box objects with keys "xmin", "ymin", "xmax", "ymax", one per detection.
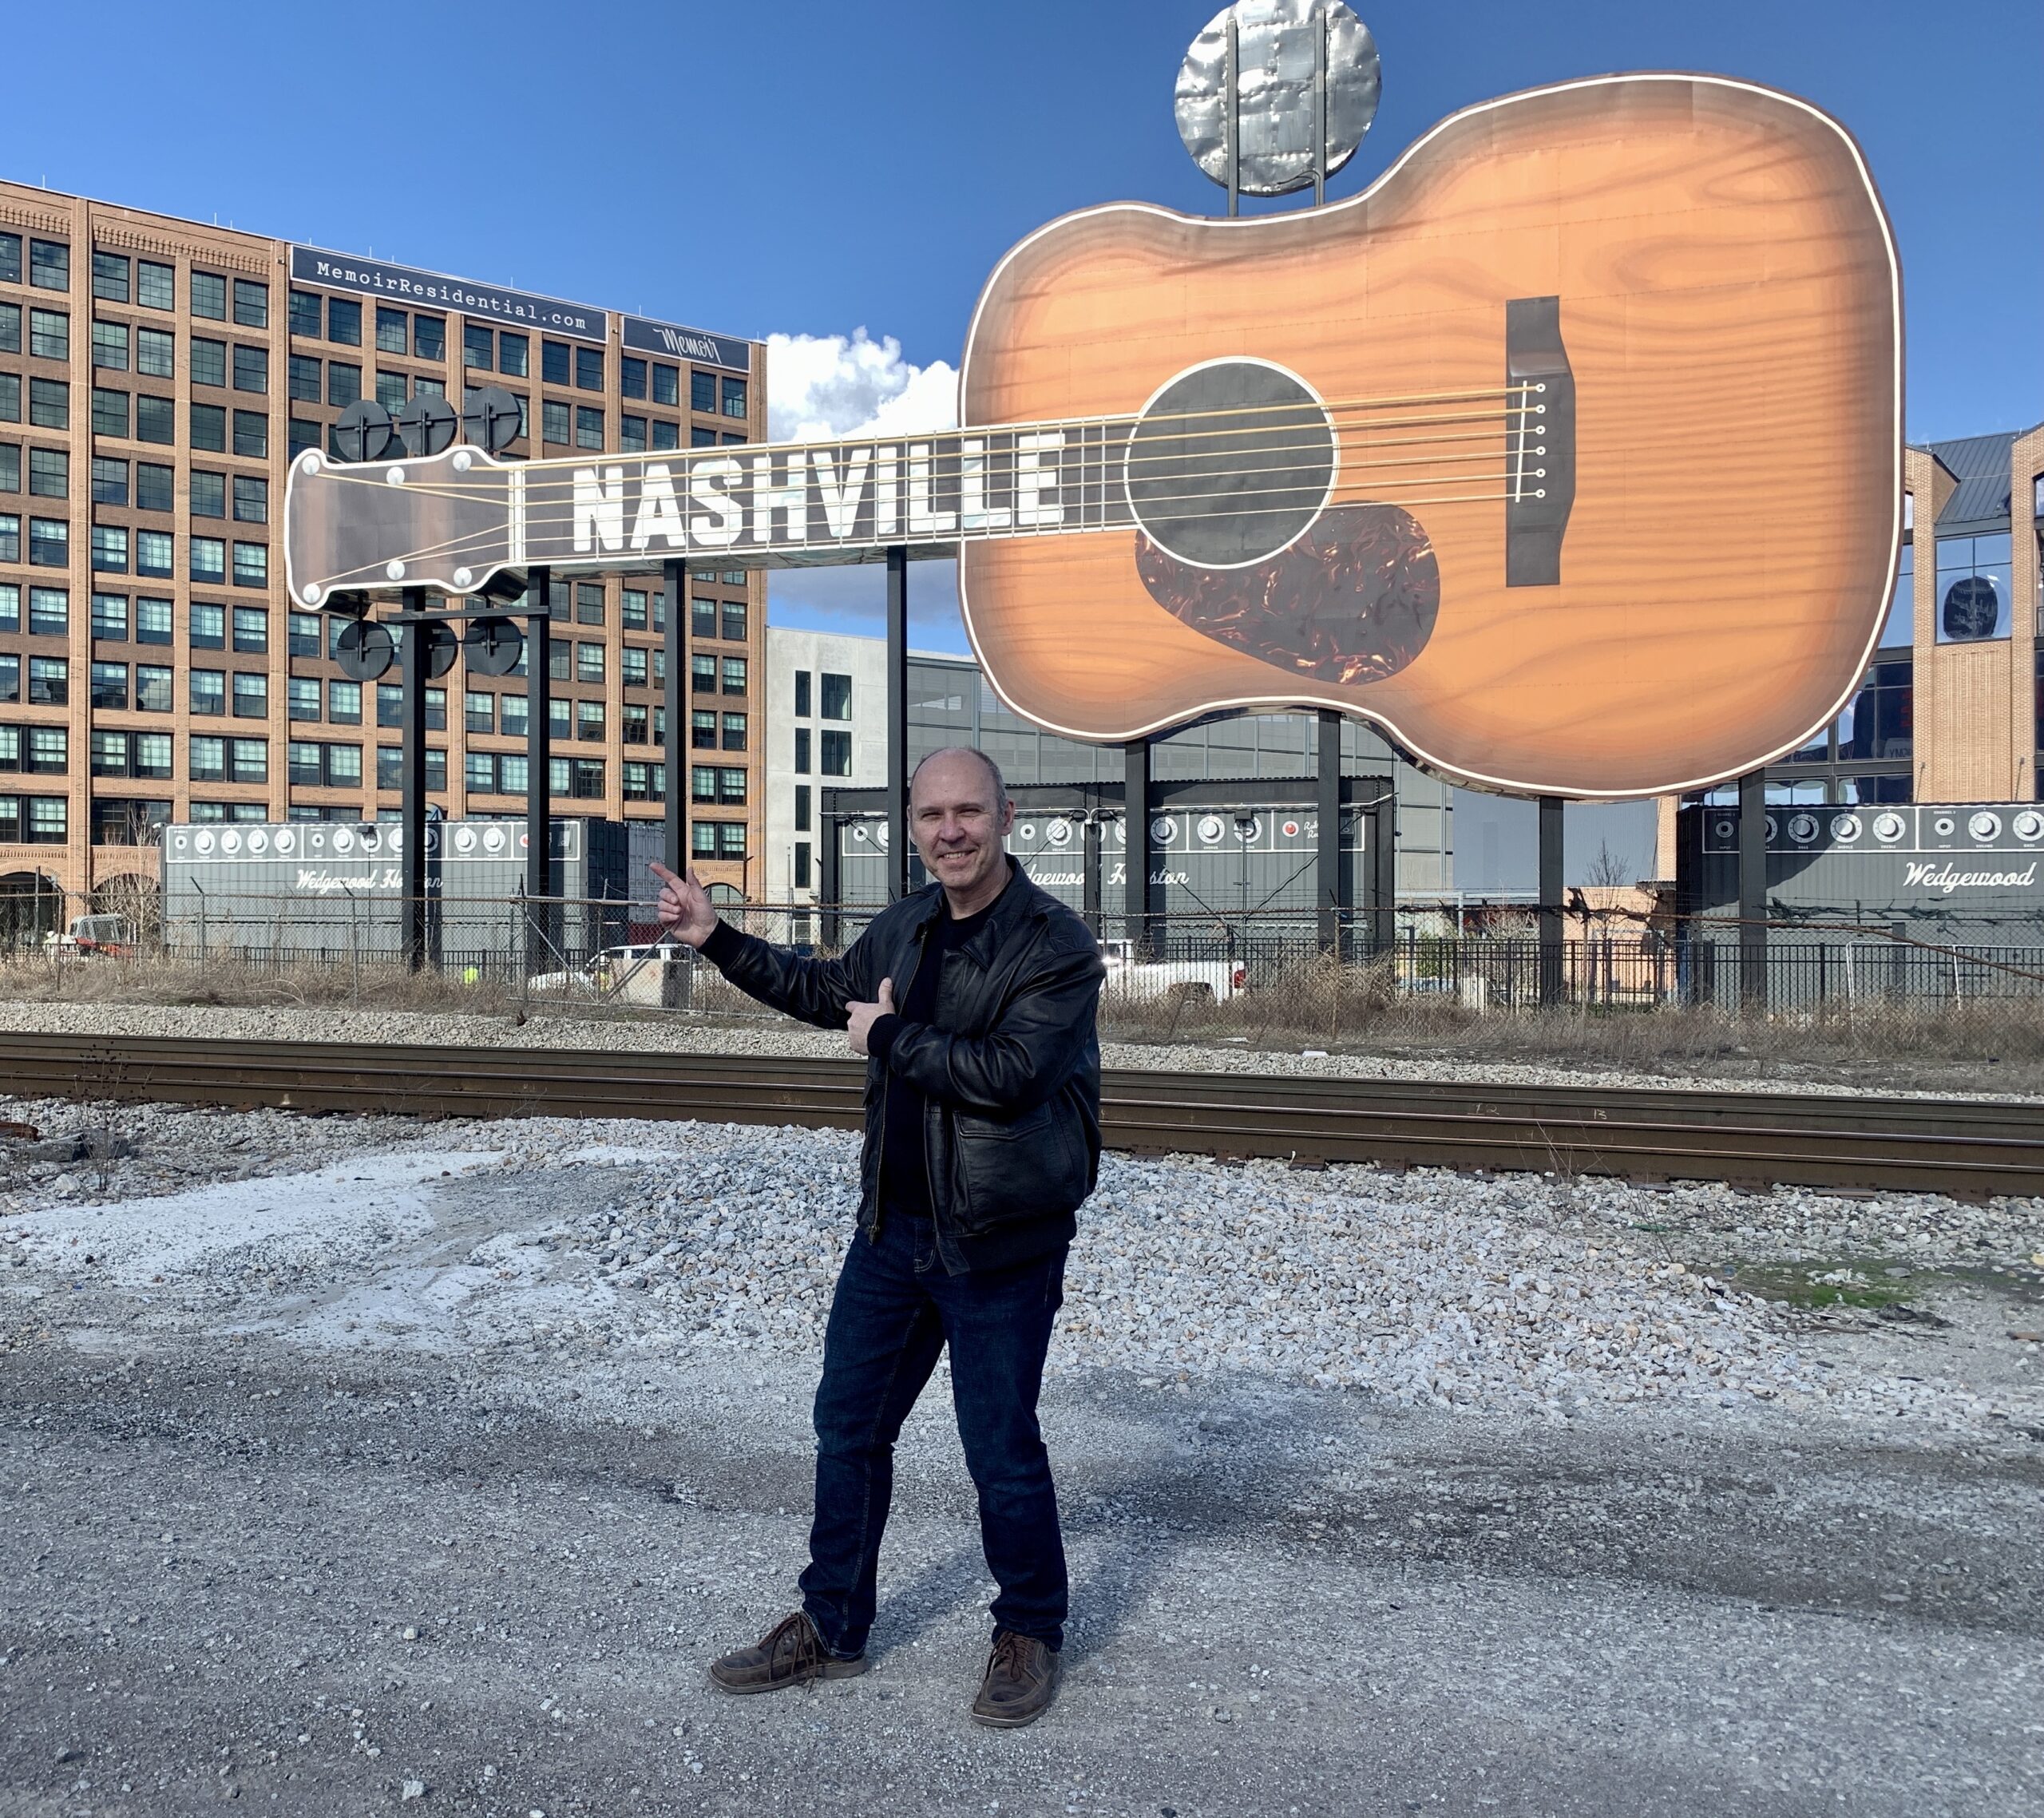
[{"xmin": 283, "ymin": 73, "xmax": 1900, "ymax": 801}]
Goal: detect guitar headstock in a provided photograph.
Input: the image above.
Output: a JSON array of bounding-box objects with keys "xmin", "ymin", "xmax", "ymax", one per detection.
[{"xmin": 283, "ymin": 443, "xmax": 519, "ymax": 608}]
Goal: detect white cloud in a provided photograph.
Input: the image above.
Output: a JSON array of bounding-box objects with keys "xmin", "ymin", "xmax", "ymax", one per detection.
[
  {"xmin": 765, "ymin": 328, "xmax": 957, "ymax": 445},
  {"xmin": 763, "ymin": 328, "xmax": 969, "ymax": 651}
]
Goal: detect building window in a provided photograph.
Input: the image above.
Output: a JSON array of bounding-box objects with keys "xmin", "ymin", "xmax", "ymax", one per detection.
[
  {"xmin": 717, "ymin": 821, "xmax": 747, "ymax": 859},
  {"xmin": 721, "ymin": 600, "xmax": 747, "ymax": 643},
  {"xmin": 498, "ymin": 692, "xmax": 528, "ymax": 738},
  {"xmin": 29, "ymin": 240, "xmax": 68, "ymax": 291},
  {"xmin": 576, "ymin": 641, "xmax": 605, "ymax": 683},
  {"xmin": 28, "ymin": 655, "xmax": 68, "ymax": 704},
  {"xmin": 652, "ymin": 363, "xmax": 679, "ymax": 408},
  {"xmin": 794, "ymin": 727, "xmax": 811, "ymax": 775},
  {"xmin": 794, "ymin": 842, "xmax": 811, "ymax": 890},
  {"xmin": 188, "ymin": 270, "xmax": 226, "ymax": 319},
  {"xmin": 288, "ymin": 290, "xmax": 321, "ymax": 338},
  {"xmin": 90, "ymin": 592, "xmax": 128, "ymax": 639},
  {"xmin": 691, "ymin": 370, "xmax": 716, "ymax": 414},
  {"xmin": 462, "ymin": 323, "xmax": 493, "ymax": 370},
  {"xmin": 91, "ymin": 525, "xmax": 128, "ymax": 572},
  {"xmin": 232, "ymin": 279, "xmax": 267, "ymax": 328},
  {"xmin": 794, "ymin": 782, "xmax": 811, "ymax": 833},
  {"xmin": 540, "ymin": 340, "xmax": 570, "ymax": 386},
  {"xmin": 0, "ymin": 443, "xmax": 15, "ymax": 491},
  {"xmin": 136, "ymin": 461, "xmax": 173, "ymax": 511},
  {"xmin": 375, "ymin": 307, "xmax": 406, "ymax": 354},
  {"xmin": 691, "ymin": 764, "xmax": 716, "ymax": 803},
  {"xmin": 722, "ymin": 376, "xmax": 747, "ymax": 419},
  {"xmin": 820, "ymin": 671, "xmax": 852, "ymax": 719},
  {"xmin": 86, "ymin": 455, "xmax": 123, "ymax": 506},
  {"xmin": 190, "ymin": 337, "xmax": 226, "ymax": 387},
  {"xmin": 722, "ymin": 656, "xmax": 747, "ymax": 695},
  {"xmin": 575, "ymin": 346, "xmax": 604, "ymax": 391},
  {"xmin": 327, "ymin": 296, "xmax": 362, "ymax": 346},
  {"xmin": 136, "ymin": 597, "xmax": 172, "ymax": 645},
  {"xmin": 792, "ymin": 670, "xmax": 812, "ymax": 718},
  {"xmin": 91, "ymin": 386, "xmax": 129, "ymax": 437},
  {"xmin": 327, "ymin": 362, "xmax": 361, "ymax": 407},
  {"xmin": 541, "ymin": 399, "xmax": 569, "ymax": 445},
  {"xmin": 90, "ymin": 730, "xmax": 129, "ymax": 776},
  {"xmin": 29, "ymin": 378, "xmax": 68, "ymax": 429},
  {"xmin": 1935, "ymin": 533, "xmax": 2013, "ymax": 644},
  {"xmin": 691, "ymin": 653, "xmax": 717, "ymax": 695},
  {"xmin": 652, "ymin": 420, "xmax": 679, "ymax": 451},
  {"xmin": 0, "ymin": 515, "xmax": 15, "ymax": 563},
  {"xmin": 134, "ymin": 663, "xmax": 171, "ymax": 711},
  {"xmin": 26, "ymin": 585, "xmax": 66, "ymax": 636},
  {"xmin": 691, "ymin": 710, "xmax": 717, "ymax": 749},
  {"xmin": 620, "ymin": 414, "xmax": 647, "ymax": 453},
  {"xmin": 232, "ymin": 344, "xmax": 267, "ymax": 393},
  {"xmin": 722, "ymin": 712, "xmax": 747, "ymax": 751},
  {"xmin": 191, "ymin": 402, "xmax": 226, "ymax": 450},
  {"xmin": 821, "ymin": 730, "xmax": 852, "ymax": 776},
  {"xmin": 189, "ymin": 735, "xmax": 225, "ymax": 781},
  {"xmin": 464, "ymin": 691, "xmax": 494, "ymax": 735},
  {"xmin": 230, "ymin": 736, "xmax": 267, "ymax": 782},
  {"xmin": 575, "ymin": 406, "xmax": 604, "ymax": 450},
  {"xmin": 1836, "ymin": 659, "xmax": 1912, "ymax": 762},
  {"xmin": 413, "ymin": 315, "xmax": 445, "ymax": 361},
  {"xmin": 92, "ymin": 320, "xmax": 129, "ymax": 370},
  {"xmin": 89, "ymin": 660, "xmax": 127, "ymax": 709},
  {"xmin": 498, "ymin": 332, "xmax": 529, "ymax": 378},
  {"xmin": 142, "ymin": 527, "xmax": 178, "ymax": 575},
  {"xmin": 620, "ymin": 355, "xmax": 647, "ymax": 399},
  {"xmin": 29, "ymin": 447, "xmax": 65, "ymax": 497},
  {"xmin": 576, "ymin": 699, "xmax": 605, "ymax": 741},
  {"xmin": 232, "ymin": 410, "xmax": 267, "ymax": 457},
  {"xmin": 233, "ymin": 475, "xmax": 267, "ymax": 523},
  {"xmin": 91, "ymin": 251, "xmax": 130, "ymax": 302},
  {"xmin": 232, "ymin": 605, "xmax": 267, "ymax": 652},
  {"xmin": 288, "ymin": 677, "xmax": 319, "ymax": 721},
  {"xmin": 572, "ymin": 758, "xmax": 604, "ymax": 799},
  {"xmin": 190, "ymin": 536, "xmax": 225, "ymax": 583},
  {"xmin": 28, "ymin": 518, "xmax": 66, "ymax": 566},
  {"xmin": 287, "ymin": 353, "xmax": 320, "ymax": 402},
  {"xmin": 620, "ymin": 646, "xmax": 648, "ymax": 687},
  {"xmin": 498, "ymin": 753, "xmax": 529, "ymax": 794},
  {"xmin": 691, "ymin": 597, "xmax": 716, "ymax": 640},
  {"xmin": 232, "ymin": 541, "xmax": 267, "ymax": 588},
  {"xmin": 232, "ymin": 671, "xmax": 267, "ymax": 721},
  {"xmin": 575, "ymin": 581, "xmax": 604, "ymax": 625},
  {"xmin": 718, "ymin": 766, "xmax": 747, "ymax": 805},
  {"xmin": 29, "ymin": 308, "xmax": 68, "ymax": 362},
  {"xmin": 135, "ymin": 394, "xmax": 173, "ymax": 444},
  {"xmin": 621, "ymin": 703, "xmax": 648, "ymax": 743},
  {"xmin": 287, "ymin": 610, "xmax": 320, "ymax": 656},
  {"xmin": 131, "ymin": 326, "xmax": 172, "ymax": 379}
]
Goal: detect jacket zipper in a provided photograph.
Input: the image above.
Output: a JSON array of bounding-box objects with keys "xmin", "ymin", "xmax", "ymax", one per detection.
[{"xmin": 870, "ymin": 915, "xmax": 933, "ymax": 1242}]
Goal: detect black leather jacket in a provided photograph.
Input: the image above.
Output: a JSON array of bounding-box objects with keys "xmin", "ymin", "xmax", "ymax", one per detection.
[{"xmin": 700, "ymin": 864, "xmax": 1105, "ymax": 1273}]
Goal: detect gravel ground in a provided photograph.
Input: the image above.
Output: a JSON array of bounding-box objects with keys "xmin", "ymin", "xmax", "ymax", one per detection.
[
  {"xmin": 3, "ymin": 1096, "xmax": 2043, "ymax": 1815},
  {"xmin": 6, "ymin": 996, "xmax": 2042, "ymax": 1103}
]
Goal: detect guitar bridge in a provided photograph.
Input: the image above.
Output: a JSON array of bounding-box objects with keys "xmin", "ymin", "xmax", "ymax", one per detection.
[{"xmin": 1505, "ymin": 295, "xmax": 1575, "ymax": 586}]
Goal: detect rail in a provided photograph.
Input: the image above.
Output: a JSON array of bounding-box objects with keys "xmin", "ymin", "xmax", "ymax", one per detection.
[{"xmin": 1, "ymin": 1035, "xmax": 2037, "ymax": 1201}]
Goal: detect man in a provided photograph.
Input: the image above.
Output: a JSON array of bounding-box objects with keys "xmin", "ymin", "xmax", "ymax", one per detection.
[{"xmin": 648, "ymin": 747, "xmax": 1104, "ymax": 1729}]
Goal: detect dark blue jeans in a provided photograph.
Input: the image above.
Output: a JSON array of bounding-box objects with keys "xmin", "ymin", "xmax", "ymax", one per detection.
[{"xmin": 799, "ymin": 1210, "xmax": 1068, "ymax": 1657}]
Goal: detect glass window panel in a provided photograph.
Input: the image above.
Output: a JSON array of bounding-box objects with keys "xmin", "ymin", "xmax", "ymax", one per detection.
[
  {"xmin": 498, "ymin": 332, "xmax": 528, "ymax": 378},
  {"xmin": 541, "ymin": 340, "xmax": 570, "ymax": 386},
  {"xmin": 232, "ymin": 344, "xmax": 267, "ymax": 392},
  {"xmin": 0, "ymin": 516, "xmax": 15, "ymax": 563},
  {"xmin": 90, "ymin": 386, "xmax": 128, "ymax": 437},
  {"xmin": 232, "ymin": 541, "xmax": 267, "ymax": 587},
  {"xmin": 575, "ymin": 346, "xmax": 604, "ymax": 390},
  {"xmin": 413, "ymin": 315, "xmax": 444, "ymax": 361},
  {"xmin": 288, "ymin": 677, "xmax": 319, "ymax": 720},
  {"xmin": 541, "ymin": 400, "xmax": 568, "ymax": 445},
  {"xmin": 29, "ymin": 586, "xmax": 67, "ymax": 634},
  {"xmin": 462, "ymin": 323, "xmax": 493, "ymax": 370},
  {"xmin": 0, "ymin": 234, "xmax": 17, "ymax": 284},
  {"xmin": 189, "ymin": 536, "xmax": 225, "ymax": 583},
  {"xmin": 232, "ymin": 605, "xmax": 267, "ymax": 652},
  {"xmin": 28, "ymin": 518, "xmax": 66, "ymax": 565},
  {"xmin": 652, "ymin": 420, "xmax": 678, "ymax": 451},
  {"xmin": 721, "ymin": 376, "xmax": 747, "ymax": 418},
  {"xmin": 233, "ymin": 475, "xmax": 267, "ymax": 523},
  {"xmin": 188, "ymin": 469, "xmax": 224, "ymax": 518},
  {"xmin": 189, "ymin": 669, "xmax": 225, "ymax": 715},
  {"xmin": 327, "ymin": 296, "xmax": 361, "ymax": 347},
  {"xmin": 722, "ymin": 712, "xmax": 747, "ymax": 751},
  {"xmin": 190, "ymin": 337, "xmax": 225, "ymax": 386},
  {"xmin": 288, "ymin": 610, "xmax": 319, "ymax": 656},
  {"xmin": 190, "ymin": 271, "xmax": 226, "ymax": 319},
  {"xmin": 231, "ymin": 737, "xmax": 267, "ymax": 782},
  {"xmin": 620, "ymin": 355, "xmax": 647, "ymax": 398},
  {"xmin": 91, "ymin": 251, "xmax": 130, "ymax": 302},
  {"xmin": 287, "ymin": 354, "xmax": 321, "ymax": 402},
  {"xmin": 91, "ymin": 525, "xmax": 127, "ymax": 572},
  {"xmin": 326, "ymin": 361, "xmax": 360, "ymax": 407},
  {"xmin": 30, "ymin": 309, "xmax": 68, "ymax": 360},
  {"xmin": 0, "ymin": 442, "xmax": 14, "ymax": 492},
  {"xmin": 691, "ymin": 370, "xmax": 715, "ymax": 413},
  {"xmin": 28, "ymin": 446, "xmax": 65, "ymax": 497},
  {"xmin": 137, "ymin": 259, "xmax": 173, "ymax": 310},
  {"xmin": 232, "ymin": 410, "xmax": 267, "ymax": 457},
  {"xmin": 820, "ymin": 671, "xmax": 851, "ymax": 719},
  {"xmin": 190, "ymin": 401, "xmax": 226, "ymax": 450},
  {"xmin": 575, "ymin": 406, "xmax": 604, "ymax": 449},
  {"xmin": 288, "ymin": 290, "xmax": 321, "ymax": 338},
  {"xmin": 135, "ymin": 394, "xmax": 173, "ymax": 444},
  {"xmin": 620, "ymin": 414, "xmax": 646, "ymax": 452},
  {"xmin": 652, "ymin": 363, "xmax": 679, "ymax": 407},
  {"xmin": 30, "ymin": 240, "xmax": 69, "ymax": 291},
  {"xmin": 91, "ymin": 591, "xmax": 128, "ymax": 638},
  {"xmin": 92, "ymin": 319, "xmax": 129, "ymax": 370},
  {"xmin": 29, "ymin": 378, "xmax": 68, "ymax": 428},
  {"xmin": 135, "ymin": 598, "xmax": 172, "ymax": 645},
  {"xmin": 232, "ymin": 279, "xmax": 267, "ymax": 328},
  {"xmin": 135, "ymin": 327, "xmax": 173, "ymax": 378},
  {"xmin": 375, "ymin": 307, "xmax": 406, "ymax": 354},
  {"xmin": 327, "ymin": 679, "xmax": 362, "ymax": 723},
  {"xmin": 28, "ymin": 655, "xmax": 68, "ymax": 703}
]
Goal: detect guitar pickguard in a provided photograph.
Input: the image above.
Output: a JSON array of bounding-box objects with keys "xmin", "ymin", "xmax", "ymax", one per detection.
[{"xmin": 1134, "ymin": 504, "xmax": 1438, "ymax": 687}]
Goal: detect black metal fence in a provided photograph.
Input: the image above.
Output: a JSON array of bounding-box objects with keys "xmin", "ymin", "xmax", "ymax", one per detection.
[{"xmin": 9, "ymin": 886, "xmax": 2044, "ymax": 1016}]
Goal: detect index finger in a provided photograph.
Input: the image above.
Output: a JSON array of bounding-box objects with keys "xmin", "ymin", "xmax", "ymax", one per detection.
[{"xmin": 648, "ymin": 860, "xmax": 683, "ymax": 887}]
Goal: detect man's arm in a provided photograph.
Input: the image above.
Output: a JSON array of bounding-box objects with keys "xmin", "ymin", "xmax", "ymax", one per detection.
[
  {"xmin": 649, "ymin": 860, "xmax": 864, "ymax": 1028},
  {"xmin": 865, "ymin": 931, "xmax": 1102, "ymax": 1117}
]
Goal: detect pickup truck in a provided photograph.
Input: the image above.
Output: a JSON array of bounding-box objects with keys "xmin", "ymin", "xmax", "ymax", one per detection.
[
  {"xmin": 1097, "ymin": 939, "xmax": 1246, "ymax": 1002},
  {"xmin": 43, "ymin": 913, "xmax": 138, "ymax": 958}
]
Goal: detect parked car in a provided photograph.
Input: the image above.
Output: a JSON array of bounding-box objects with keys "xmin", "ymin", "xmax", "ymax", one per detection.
[
  {"xmin": 1097, "ymin": 938, "xmax": 1246, "ymax": 1002},
  {"xmin": 528, "ymin": 942, "xmax": 684, "ymax": 1004}
]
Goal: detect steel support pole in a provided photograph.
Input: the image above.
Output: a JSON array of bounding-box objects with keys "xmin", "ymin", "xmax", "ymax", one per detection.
[
  {"xmin": 1316, "ymin": 709, "xmax": 1342, "ymax": 956},
  {"xmin": 1124, "ymin": 739, "xmax": 1152, "ymax": 957},
  {"xmin": 1370, "ymin": 793, "xmax": 1396, "ymax": 955},
  {"xmin": 662, "ymin": 557, "xmax": 685, "ymax": 876},
  {"xmin": 400, "ymin": 587, "xmax": 428, "ymax": 972},
  {"xmin": 885, "ymin": 547, "xmax": 909, "ymax": 901},
  {"xmin": 1739, "ymin": 768, "xmax": 1769, "ymax": 1010},
  {"xmin": 524, "ymin": 568, "xmax": 551, "ymax": 973},
  {"xmin": 1225, "ymin": 14, "xmax": 1240, "ymax": 217},
  {"xmin": 1082, "ymin": 810, "xmax": 1102, "ymax": 937},
  {"xmin": 1537, "ymin": 794, "xmax": 1564, "ymax": 1006}
]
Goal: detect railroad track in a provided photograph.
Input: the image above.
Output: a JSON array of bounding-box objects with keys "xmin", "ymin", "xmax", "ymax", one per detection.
[{"xmin": 0, "ymin": 1033, "xmax": 2034, "ymax": 1201}]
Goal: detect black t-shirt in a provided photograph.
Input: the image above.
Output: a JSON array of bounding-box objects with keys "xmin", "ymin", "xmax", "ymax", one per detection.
[{"xmin": 871, "ymin": 880, "xmax": 1005, "ymax": 1219}]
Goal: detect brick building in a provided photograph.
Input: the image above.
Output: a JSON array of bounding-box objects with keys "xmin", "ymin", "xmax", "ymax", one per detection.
[{"xmin": 0, "ymin": 179, "xmax": 766, "ymax": 923}]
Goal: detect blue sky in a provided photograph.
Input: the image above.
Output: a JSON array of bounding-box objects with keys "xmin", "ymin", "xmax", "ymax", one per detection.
[{"xmin": 6, "ymin": 0, "xmax": 2039, "ymax": 651}]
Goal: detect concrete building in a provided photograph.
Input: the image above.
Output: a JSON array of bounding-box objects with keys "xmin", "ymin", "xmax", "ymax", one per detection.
[
  {"xmin": 0, "ymin": 179, "xmax": 765, "ymax": 928},
  {"xmin": 763, "ymin": 625, "xmax": 1454, "ymax": 911}
]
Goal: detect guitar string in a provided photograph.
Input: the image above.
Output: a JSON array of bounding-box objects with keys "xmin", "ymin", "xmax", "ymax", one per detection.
[
  {"xmin": 300, "ymin": 388, "xmax": 1543, "ymax": 506},
  {"xmin": 299, "ymin": 434, "xmax": 1527, "ymax": 582},
  {"xmin": 307, "ymin": 473, "xmax": 1523, "ymax": 593},
  {"xmin": 314, "ymin": 379, "xmax": 1540, "ymax": 489}
]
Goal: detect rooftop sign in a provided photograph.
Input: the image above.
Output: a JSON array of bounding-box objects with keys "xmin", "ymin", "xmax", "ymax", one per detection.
[{"xmin": 620, "ymin": 315, "xmax": 751, "ymax": 374}]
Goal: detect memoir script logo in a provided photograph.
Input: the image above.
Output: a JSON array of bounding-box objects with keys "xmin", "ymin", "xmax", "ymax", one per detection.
[
  {"xmin": 294, "ymin": 866, "xmax": 402, "ymax": 895},
  {"xmin": 1903, "ymin": 860, "xmax": 2038, "ymax": 896}
]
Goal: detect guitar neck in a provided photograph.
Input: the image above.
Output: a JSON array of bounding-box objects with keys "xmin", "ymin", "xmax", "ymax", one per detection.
[{"xmin": 285, "ymin": 421, "xmax": 1139, "ymax": 604}]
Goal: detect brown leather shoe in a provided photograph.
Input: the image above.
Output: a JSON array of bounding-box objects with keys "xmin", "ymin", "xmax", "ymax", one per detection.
[
  {"xmin": 707, "ymin": 1612, "xmax": 868, "ymax": 1695},
  {"xmin": 970, "ymin": 1630, "xmax": 1060, "ymax": 1728}
]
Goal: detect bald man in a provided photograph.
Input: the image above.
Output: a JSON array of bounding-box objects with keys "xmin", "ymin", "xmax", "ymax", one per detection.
[{"xmin": 652, "ymin": 745, "xmax": 1103, "ymax": 1728}]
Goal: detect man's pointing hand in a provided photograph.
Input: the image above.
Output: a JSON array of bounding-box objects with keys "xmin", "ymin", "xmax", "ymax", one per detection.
[{"xmin": 648, "ymin": 860, "xmax": 719, "ymax": 949}]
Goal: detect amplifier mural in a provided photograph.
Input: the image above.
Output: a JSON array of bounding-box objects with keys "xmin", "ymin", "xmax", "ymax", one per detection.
[
  {"xmin": 831, "ymin": 804, "xmax": 1365, "ymax": 921},
  {"xmin": 1683, "ymin": 803, "xmax": 2044, "ymax": 938},
  {"xmin": 160, "ymin": 818, "xmax": 632, "ymax": 960}
]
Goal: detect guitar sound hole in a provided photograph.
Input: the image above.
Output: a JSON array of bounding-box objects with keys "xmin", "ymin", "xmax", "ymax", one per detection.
[{"xmin": 1124, "ymin": 359, "xmax": 1335, "ymax": 569}]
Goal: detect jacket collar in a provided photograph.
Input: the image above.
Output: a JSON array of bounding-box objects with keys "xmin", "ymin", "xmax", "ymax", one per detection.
[{"xmin": 909, "ymin": 858, "xmax": 1048, "ymax": 967}]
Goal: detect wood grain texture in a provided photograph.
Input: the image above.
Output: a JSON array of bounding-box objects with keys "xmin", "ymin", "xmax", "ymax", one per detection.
[{"xmin": 958, "ymin": 74, "xmax": 1899, "ymax": 798}]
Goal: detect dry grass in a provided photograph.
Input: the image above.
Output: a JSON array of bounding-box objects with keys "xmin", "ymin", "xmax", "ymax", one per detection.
[{"xmin": 0, "ymin": 952, "xmax": 522, "ymax": 1015}]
